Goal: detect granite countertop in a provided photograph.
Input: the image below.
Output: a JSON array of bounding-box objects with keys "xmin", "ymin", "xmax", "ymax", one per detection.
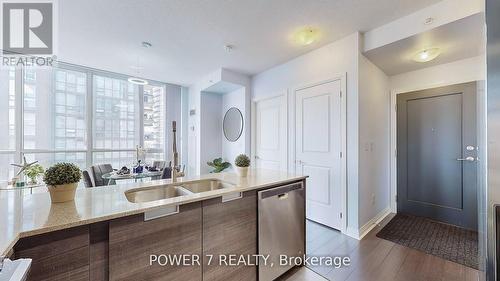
[{"xmin": 0, "ymin": 169, "xmax": 306, "ymax": 256}]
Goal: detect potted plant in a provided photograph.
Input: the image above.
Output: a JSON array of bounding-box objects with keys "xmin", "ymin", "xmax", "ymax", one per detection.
[
  {"xmin": 234, "ymin": 154, "xmax": 250, "ymax": 177},
  {"xmin": 25, "ymin": 163, "xmax": 44, "ymax": 185},
  {"xmin": 43, "ymin": 163, "xmax": 81, "ymax": 203},
  {"xmin": 207, "ymin": 157, "xmax": 231, "ymax": 173}
]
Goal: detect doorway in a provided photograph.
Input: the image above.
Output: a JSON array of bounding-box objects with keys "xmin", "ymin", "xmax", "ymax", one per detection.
[{"xmin": 396, "ymin": 82, "xmax": 478, "ymax": 230}]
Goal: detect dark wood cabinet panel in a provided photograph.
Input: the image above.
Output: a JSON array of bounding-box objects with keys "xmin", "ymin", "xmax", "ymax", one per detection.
[
  {"xmin": 202, "ymin": 191, "xmax": 257, "ymax": 281},
  {"xmin": 108, "ymin": 202, "xmax": 203, "ymax": 281},
  {"xmin": 14, "ymin": 226, "xmax": 90, "ymax": 281},
  {"xmin": 90, "ymin": 222, "xmax": 109, "ymax": 281}
]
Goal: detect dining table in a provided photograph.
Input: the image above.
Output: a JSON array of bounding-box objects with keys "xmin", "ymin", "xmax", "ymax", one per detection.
[{"xmin": 101, "ymin": 170, "xmax": 163, "ymax": 185}]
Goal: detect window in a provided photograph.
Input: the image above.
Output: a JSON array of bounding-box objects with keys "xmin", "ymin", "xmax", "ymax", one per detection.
[
  {"xmin": 20, "ymin": 67, "xmax": 88, "ymax": 169},
  {"xmin": 0, "ymin": 64, "xmax": 169, "ymax": 183},
  {"xmin": 92, "ymin": 75, "xmax": 142, "ymax": 168},
  {"xmin": 24, "ymin": 152, "xmax": 87, "ymax": 171},
  {"xmin": 23, "ymin": 68, "xmax": 87, "ymax": 151},
  {"xmin": 93, "ymin": 75, "xmax": 140, "ymax": 151},
  {"xmin": 0, "ymin": 68, "xmax": 17, "ymax": 182},
  {"xmin": 143, "ymin": 84, "xmax": 165, "ymax": 161}
]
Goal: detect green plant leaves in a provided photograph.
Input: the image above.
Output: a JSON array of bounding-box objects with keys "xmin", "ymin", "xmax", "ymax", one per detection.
[
  {"xmin": 235, "ymin": 154, "xmax": 250, "ymax": 167},
  {"xmin": 43, "ymin": 163, "xmax": 82, "ymax": 186},
  {"xmin": 207, "ymin": 157, "xmax": 231, "ymax": 173}
]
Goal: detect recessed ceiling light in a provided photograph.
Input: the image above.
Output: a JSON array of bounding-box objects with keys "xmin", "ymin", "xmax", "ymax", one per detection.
[
  {"xmin": 294, "ymin": 28, "xmax": 320, "ymax": 46},
  {"xmin": 413, "ymin": 48, "xmax": 440, "ymax": 63},
  {"xmin": 128, "ymin": 77, "xmax": 148, "ymax": 85},
  {"xmin": 424, "ymin": 17, "xmax": 434, "ymax": 25}
]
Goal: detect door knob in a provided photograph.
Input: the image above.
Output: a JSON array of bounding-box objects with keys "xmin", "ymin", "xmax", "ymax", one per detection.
[{"xmin": 457, "ymin": 156, "xmax": 475, "ymax": 162}]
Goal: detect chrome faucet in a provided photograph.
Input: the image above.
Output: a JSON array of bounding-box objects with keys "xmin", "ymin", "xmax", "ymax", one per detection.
[{"xmin": 171, "ymin": 121, "xmax": 184, "ymax": 182}]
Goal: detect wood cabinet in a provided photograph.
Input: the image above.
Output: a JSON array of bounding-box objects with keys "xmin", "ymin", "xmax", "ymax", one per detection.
[
  {"xmin": 10, "ymin": 180, "xmax": 305, "ymax": 281},
  {"xmin": 14, "ymin": 226, "xmax": 90, "ymax": 281},
  {"xmin": 202, "ymin": 191, "xmax": 257, "ymax": 281},
  {"xmin": 108, "ymin": 202, "xmax": 202, "ymax": 281}
]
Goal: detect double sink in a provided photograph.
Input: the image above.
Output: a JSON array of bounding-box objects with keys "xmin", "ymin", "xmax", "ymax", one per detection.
[{"xmin": 125, "ymin": 179, "xmax": 236, "ymax": 203}]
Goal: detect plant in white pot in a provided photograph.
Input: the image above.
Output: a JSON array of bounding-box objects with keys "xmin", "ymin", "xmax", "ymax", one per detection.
[
  {"xmin": 43, "ymin": 163, "xmax": 81, "ymax": 203},
  {"xmin": 234, "ymin": 154, "xmax": 250, "ymax": 177},
  {"xmin": 25, "ymin": 163, "xmax": 44, "ymax": 185}
]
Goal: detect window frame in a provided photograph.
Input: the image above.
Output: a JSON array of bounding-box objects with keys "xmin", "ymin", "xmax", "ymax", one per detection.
[{"xmin": 2, "ymin": 63, "xmax": 168, "ymax": 177}]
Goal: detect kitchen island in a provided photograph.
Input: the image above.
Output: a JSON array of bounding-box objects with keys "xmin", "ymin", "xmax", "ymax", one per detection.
[{"xmin": 0, "ymin": 169, "xmax": 307, "ymax": 281}]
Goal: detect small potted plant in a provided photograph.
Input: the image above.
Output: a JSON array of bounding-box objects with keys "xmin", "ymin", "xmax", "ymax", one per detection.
[
  {"xmin": 43, "ymin": 163, "xmax": 81, "ymax": 203},
  {"xmin": 234, "ymin": 154, "xmax": 250, "ymax": 177},
  {"xmin": 207, "ymin": 157, "xmax": 231, "ymax": 173},
  {"xmin": 25, "ymin": 163, "xmax": 44, "ymax": 185}
]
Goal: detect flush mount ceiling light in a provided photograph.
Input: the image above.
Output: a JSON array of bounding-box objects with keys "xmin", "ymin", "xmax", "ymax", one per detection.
[
  {"xmin": 413, "ymin": 48, "xmax": 441, "ymax": 63},
  {"xmin": 294, "ymin": 28, "xmax": 320, "ymax": 46},
  {"xmin": 128, "ymin": 42, "xmax": 152, "ymax": 85}
]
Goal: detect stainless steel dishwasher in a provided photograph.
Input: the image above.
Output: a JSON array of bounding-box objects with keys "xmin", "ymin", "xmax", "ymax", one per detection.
[{"xmin": 258, "ymin": 181, "xmax": 305, "ymax": 281}]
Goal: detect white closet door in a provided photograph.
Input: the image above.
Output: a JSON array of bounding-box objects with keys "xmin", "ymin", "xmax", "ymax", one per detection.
[
  {"xmin": 296, "ymin": 80, "xmax": 342, "ymax": 230},
  {"xmin": 255, "ymin": 95, "xmax": 287, "ymax": 171}
]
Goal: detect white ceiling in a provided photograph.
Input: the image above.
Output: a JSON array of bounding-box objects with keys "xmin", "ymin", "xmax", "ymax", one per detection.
[
  {"xmin": 58, "ymin": 0, "xmax": 442, "ymax": 86},
  {"xmin": 363, "ymin": 14, "xmax": 485, "ymax": 76}
]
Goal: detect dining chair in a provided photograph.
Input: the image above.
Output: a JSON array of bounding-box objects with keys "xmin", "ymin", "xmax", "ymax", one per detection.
[
  {"xmin": 91, "ymin": 164, "xmax": 114, "ymax": 186},
  {"xmin": 161, "ymin": 167, "xmax": 172, "ymax": 179},
  {"xmin": 152, "ymin": 160, "xmax": 166, "ymax": 171},
  {"xmin": 82, "ymin": 170, "xmax": 94, "ymax": 188}
]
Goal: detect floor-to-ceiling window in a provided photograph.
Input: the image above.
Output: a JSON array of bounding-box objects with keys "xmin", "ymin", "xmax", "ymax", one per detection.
[
  {"xmin": 23, "ymin": 68, "xmax": 88, "ymax": 169},
  {"xmin": 0, "ymin": 63, "xmax": 167, "ymax": 183},
  {"xmin": 92, "ymin": 75, "xmax": 141, "ymax": 168}
]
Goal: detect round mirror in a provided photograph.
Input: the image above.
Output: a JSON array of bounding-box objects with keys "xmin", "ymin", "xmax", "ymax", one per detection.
[{"xmin": 223, "ymin": 107, "xmax": 243, "ymax": 142}]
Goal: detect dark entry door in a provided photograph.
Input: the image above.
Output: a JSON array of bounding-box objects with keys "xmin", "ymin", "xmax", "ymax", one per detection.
[{"xmin": 397, "ymin": 82, "xmax": 477, "ymax": 230}]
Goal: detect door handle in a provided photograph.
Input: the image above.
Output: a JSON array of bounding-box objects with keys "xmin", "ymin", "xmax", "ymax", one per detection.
[{"xmin": 456, "ymin": 156, "xmax": 476, "ymax": 162}]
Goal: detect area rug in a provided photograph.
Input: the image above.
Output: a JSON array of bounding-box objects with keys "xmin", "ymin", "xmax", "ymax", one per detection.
[{"xmin": 376, "ymin": 214, "xmax": 478, "ymax": 269}]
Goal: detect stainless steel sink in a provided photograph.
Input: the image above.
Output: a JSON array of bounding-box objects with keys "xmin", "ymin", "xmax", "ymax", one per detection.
[
  {"xmin": 124, "ymin": 179, "xmax": 235, "ymax": 203},
  {"xmin": 125, "ymin": 185, "xmax": 191, "ymax": 203},
  {"xmin": 177, "ymin": 179, "xmax": 235, "ymax": 193}
]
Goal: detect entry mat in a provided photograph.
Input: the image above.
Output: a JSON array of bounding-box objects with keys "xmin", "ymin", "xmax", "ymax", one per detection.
[{"xmin": 376, "ymin": 214, "xmax": 478, "ymax": 269}]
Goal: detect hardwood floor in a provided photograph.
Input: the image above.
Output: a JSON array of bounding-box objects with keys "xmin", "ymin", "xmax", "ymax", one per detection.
[{"xmin": 285, "ymin": 214, "xmax": 480, "ymax": 281}]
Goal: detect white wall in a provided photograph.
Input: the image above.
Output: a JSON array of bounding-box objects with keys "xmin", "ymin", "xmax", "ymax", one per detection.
[
  {"xmin": 200, "ymin": 93, "xmax": 223, "ymax": 174},
  {"xmin": 188, "ymin": 69, "xmax": 251, "ymax": 175},
  {"xmin": 222, "ymin": 88, "xmax": 246, "ymax": 168},
  {"xmin": 390, "ymin": 55, "xmax": 485, "ymax": 92},
  {"xmin": 181, "ymin": 87, "xmax": 189, "ymax": 170},
  {"xmin": 188, "ymin": 84, "xmax": 201, "ymax": 175},
  {"xmin": 358, "ymin": 55, "xmax": 391, "ymax": 230},
  {"xmin": 252, "ymin": 32, "xmax": 361, "ymax": 232}
]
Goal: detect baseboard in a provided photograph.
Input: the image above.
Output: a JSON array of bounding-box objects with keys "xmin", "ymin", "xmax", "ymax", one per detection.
[
  {"xmin": 358, "ymin": 207, "xmax": 391, "ymax": 240},
  {"xmin": 343, "ymin": 207, "xmax": 391, "ymax": 240},
  {"xmin": 344, "ymin": 226, "xmax": 360, "ymax": 240}
]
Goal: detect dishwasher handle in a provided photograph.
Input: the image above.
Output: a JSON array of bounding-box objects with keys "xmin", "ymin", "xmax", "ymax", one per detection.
[{"xmin": 259, "ymin": 182, "xmax": 303, "ymax": 200}]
